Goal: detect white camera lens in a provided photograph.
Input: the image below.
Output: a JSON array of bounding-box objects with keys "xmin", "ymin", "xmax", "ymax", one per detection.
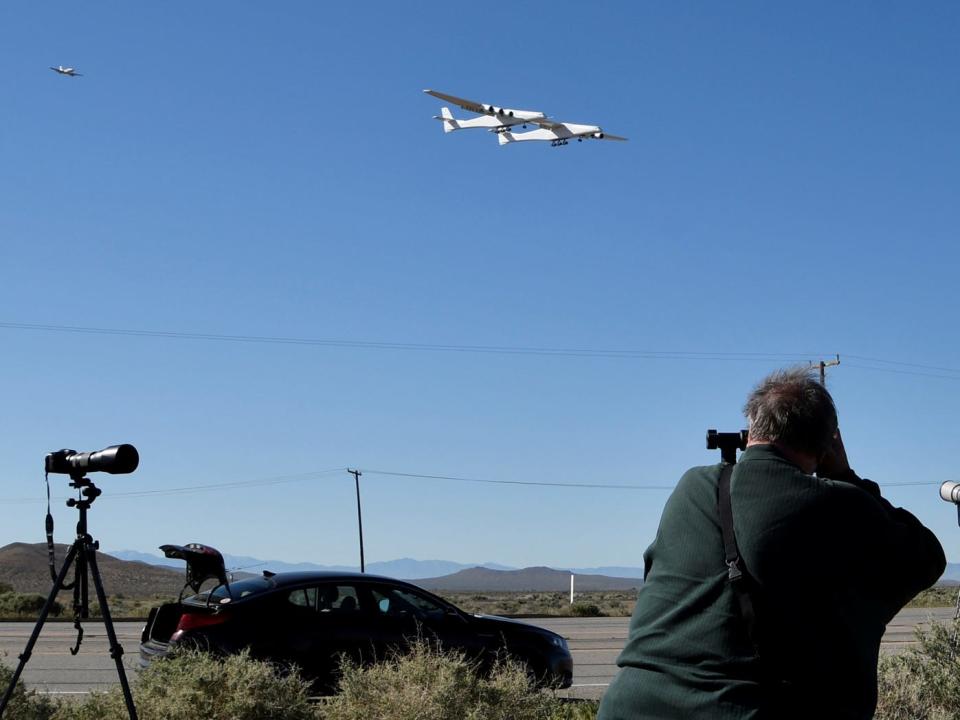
[{"xmin": 940, "ymin": 481, "xmax": 960, "ymax": 504}]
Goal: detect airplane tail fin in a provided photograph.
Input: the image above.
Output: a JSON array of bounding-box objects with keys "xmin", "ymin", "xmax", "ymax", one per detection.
[
  {"xmin": 498, "ymin": 131, "xmax": 517, "ymax": 146},
  {"xmin": 433, "ymin": 107, "xmax": 459, "ymax": 133}
]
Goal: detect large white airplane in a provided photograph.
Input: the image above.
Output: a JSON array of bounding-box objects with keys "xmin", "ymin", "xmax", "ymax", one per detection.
[
  {"xmin": 424, "ymin": 89, "xmax": 626, "ymax": 147},
  {"xmin": 50, "ymin": 65, "xmax": 82, "ymax": 77}
]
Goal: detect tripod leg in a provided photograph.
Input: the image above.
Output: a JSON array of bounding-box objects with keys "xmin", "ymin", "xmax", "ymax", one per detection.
[
  {"xmin": 0, "ymin": 540, "xmax": 79, "ymax": 718},
  {"xmin": 85, "ymin": 546, "xmax": 138, "ymax": 720}
]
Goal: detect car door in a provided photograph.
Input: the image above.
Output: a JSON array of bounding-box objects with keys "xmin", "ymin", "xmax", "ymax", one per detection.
[
  {"xmin": 265, "ymin": 582, "xmax": 369, "ymax": 689},
  {"xmin": 364, "ymin": 583, "xmax": 487, "ymax": 663}
]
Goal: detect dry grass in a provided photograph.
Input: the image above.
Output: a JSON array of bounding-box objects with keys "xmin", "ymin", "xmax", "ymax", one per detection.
[
  {"xmin": 875, "ymin": 619, "xmax": 960, "ymax": 719},
  {"xmin": 437, "ymin": 591, "xmax": 637, "ymax": 617}
]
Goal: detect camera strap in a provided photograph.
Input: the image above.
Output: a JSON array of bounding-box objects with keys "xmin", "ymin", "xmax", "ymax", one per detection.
[
  {"xmin": 44, "ymin": 472, "xmax": 58, "ymax": 584},
  {"xmin": 718, "ymin": 462, "xmax": 761, "ymax": 654},
  {"xmin": 44, "ymin": 472, "xmax": 74, "ymax": 589}
]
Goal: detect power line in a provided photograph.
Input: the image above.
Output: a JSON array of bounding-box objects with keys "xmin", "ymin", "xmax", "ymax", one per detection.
[
  {"xmin": 0, "ymin": 466, "xmax": 944, "ymax": 507},
  {"xmin": 843, "ymin": 362, "xmax": 960, "ymax": 382},
  {"xmin": 358, "ymin": 468, "xmax": 677, "ymax": 490},
  {"xmin": 102, "ymin": 468, "xmax": 346, "ymax": 499},
  {"xmin": 2, "ymin": 468, "xmax": 347, "ymax": 505},
  {"xmin": 845, "ymin": 354, "xmax": 960, "ymax": 375},
  {"xmin": 0, "ymin": 321, "xmax": 824, "ymax": 362}
]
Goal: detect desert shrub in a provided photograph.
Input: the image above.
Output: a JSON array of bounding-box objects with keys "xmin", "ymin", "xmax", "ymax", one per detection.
[
  {"xmin": 0, "ymin": 593, "xmax": 61, "ymax": 619},
  {"xmin": 875, "ymin": 619, "xmax": 960, "ymax": 720},
  {"xmin": 549, "ymin": 701, "xmax": 598, "ymax": 719},
  {"xmin": 54, "ymin": 648, "xmax": 315, "ymax": 720},
  {"xmin": 569, "ymin": 603, "xmax": 603, "ymax": 618},
  {"xmin": 0, "ymin": 662, "xmax": 58, "ymax": 720},
  {"xmin": 319, "ymin": 640, "xmax": 564, "ymax": 720},
  {"xmin": 441, "ymin": 591, "xmax": 635, "ymax": 618},
  {"xmin": 907, "ymin": 586, "xmax": 957, "ymax": 609}
]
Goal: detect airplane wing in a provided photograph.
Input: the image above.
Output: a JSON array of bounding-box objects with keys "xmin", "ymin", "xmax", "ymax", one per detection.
[
  {"xmin": 423, "ymin": 89, "xmax": 543, "ymax": 121},
  {"xmin": 530, "ymin": 117, "xmax": 626, "ymax": 139},
  {"xmin": 527, "ymin": 117, "xmax": 564, "ymax": 131},
  {"xmin": 423, "ymin": 90, "xmax": 490, "ymax": 115}
]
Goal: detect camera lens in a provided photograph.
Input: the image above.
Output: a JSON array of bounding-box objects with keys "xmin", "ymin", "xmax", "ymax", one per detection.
[{"xmin": 939, "ymin": 481, "xmax": 960, "ymax": 504}]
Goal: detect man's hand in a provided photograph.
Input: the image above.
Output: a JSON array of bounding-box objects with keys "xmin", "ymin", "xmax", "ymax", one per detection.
[{"xmin": 816, "ymin": 428, "xmax": 852, "ymax": 479}]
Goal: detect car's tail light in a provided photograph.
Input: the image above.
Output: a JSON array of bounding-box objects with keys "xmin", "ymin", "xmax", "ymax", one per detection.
[{"xmin": 170, "ymin": 611, "xmax": 228, "ymax": 643}]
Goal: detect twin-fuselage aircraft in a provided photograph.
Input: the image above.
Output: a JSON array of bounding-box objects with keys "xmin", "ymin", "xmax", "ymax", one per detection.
[
  {"xmin": 424, "ymin": 89, "xmax": 626, "ymax": 147},
  {"xmin": 50, "ymin": 65, "xmax": 82, "ymax": 77}
]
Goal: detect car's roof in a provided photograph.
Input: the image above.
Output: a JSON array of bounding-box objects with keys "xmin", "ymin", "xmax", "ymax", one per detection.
[{"xmin": 253, "ymin": 570, "xmax": 419, "ymax": 588}]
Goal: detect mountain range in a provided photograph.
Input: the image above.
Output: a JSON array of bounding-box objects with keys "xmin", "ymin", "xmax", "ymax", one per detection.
[
  {"xmin": 103, "ymin": 549, "xmax": 960, "ymax": 585},
  {"xmin": 107, "ymin": 549, "xmax": 647, "ymax": 580},
  {"xmin": 5, "ymin": 545, "xmax": 956, "ymax": 599},
  {"xmin": 415, "ymin": 566, "xmax": 640, "ymax": 592},
  {"xmin": 0, "ymin": 544, "xmax": 643, "ymax": 596},
  {"xmin": 0, "ymin": 542, "xmax": 183, "ymax": 596}
]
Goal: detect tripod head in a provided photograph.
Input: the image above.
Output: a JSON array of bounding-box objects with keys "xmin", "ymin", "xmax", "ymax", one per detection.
[{"xmin": 66, "ymin": 474, "xmax": 102, "ymax": 513}]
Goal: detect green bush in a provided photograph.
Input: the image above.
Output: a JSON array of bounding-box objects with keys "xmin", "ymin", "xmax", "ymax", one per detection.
[
  {"xmin": 875, "ymin": 619, "xmax": 960, "ymax": 720},
  {"xmin": 907, "ymin": 586, "xmax": 958, "ymax": 609},
  {"xmin": 54, "ymin": 649, "xmax": 315, "ymax": 720},
  {"xmin": 319, "ymin": 640, "xmax": 567, "ymax": 720},
  {"xmin": 0, "ymin": 661, "xmax": 57, "ymax": 720},
  {"xmin": 0, "ymin": 593, "xmax": 62, "ymax": 619},
  {"xmin": 569, "ymin": 603, "xmax": 603, "ymax": 618}
]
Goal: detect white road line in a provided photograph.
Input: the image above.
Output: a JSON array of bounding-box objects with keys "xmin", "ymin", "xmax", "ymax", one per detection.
[{"xmin": 36, "ymin": 691, "xmax": 91, "ymax": 695}]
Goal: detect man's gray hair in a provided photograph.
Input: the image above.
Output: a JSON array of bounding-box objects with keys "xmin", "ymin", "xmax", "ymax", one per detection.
[{"xmin": 743, "ymin": 367, "xmax": 838, "ymax": 457}]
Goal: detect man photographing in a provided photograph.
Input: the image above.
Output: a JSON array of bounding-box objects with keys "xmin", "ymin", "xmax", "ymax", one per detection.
[{"xmin": 598, "ymin": 367, "xmax": 945, "ymax": 719}]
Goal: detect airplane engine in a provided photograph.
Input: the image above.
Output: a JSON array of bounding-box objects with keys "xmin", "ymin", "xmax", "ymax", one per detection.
[
  {"xmin": 503, "ymin": 109, "xmax": 515, "ymax": 117},
  {"xmin": 593, "ymin": 132, "xmax": 604, "ymax": 139}
]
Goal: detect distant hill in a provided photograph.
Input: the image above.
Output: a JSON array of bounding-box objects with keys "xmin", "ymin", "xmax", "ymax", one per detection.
[
  {"xmin": 0, "ymin": 543, "xmax": 184, "ymax": 597},
  {"xmin": 414, "ymin": 566, "xmax": 641, "ymax": 592},
  {"xmin": 939, "ymin": 563, "xmax": 960, "ymax": 585}
]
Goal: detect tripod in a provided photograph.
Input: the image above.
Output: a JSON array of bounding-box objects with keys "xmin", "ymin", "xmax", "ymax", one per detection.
[{"xmin": 0, "ymin": 473, "xmax": 138, "ymax": 720}]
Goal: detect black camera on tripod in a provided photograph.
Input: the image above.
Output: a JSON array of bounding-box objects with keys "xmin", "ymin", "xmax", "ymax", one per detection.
[
  {"xmin": 45, "ymin": 444, "xmax": 139, "ymax": 477},
  {"xmin": 0, "ymin": 443, "xmax": 142, "ymax": 720}
]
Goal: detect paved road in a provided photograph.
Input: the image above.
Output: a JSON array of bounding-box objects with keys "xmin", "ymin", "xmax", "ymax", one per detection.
[
  {"xmin": 0, "ymin": 608, "xmax": 954, "ymax": 700},
  {"xmin": 540, "ymin": 607, "xmax": 957, "ymax": 700}
]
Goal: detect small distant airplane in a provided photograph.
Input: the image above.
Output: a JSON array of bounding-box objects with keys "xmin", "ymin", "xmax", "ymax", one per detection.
[
  {"xmin": 424, "ymin": 89, "xmax": 626, "ymax": 147},
  {"xmin": 50, "ymin": 66, "xmax": 82, "ymax": 77}
]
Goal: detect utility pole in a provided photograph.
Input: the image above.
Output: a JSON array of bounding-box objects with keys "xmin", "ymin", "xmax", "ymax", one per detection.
[
  {"xmin": 347, "ymin": 469, "xmax": 365, "ymax": 573},
  {"xmin": 813, "ymin": 354, "xmax": 840, "ymax": 385}
]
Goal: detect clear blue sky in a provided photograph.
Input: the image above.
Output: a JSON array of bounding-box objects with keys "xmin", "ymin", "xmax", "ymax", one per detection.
[{"xmin": 2, "ymin": 2, "xmax": 959, "ymax": 570}]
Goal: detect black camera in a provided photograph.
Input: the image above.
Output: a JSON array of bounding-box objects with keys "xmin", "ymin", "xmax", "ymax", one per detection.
[
  {"xmin": 45, "ymin": 445, "xmax": 139, "ymax": 476},
  {"xmin": 706, "ymin": 429, "xmax": 749, "ymax": 464}
]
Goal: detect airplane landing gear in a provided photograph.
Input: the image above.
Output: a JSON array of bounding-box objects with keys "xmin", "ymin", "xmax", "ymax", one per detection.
[{"xmin": 550, "ymin": 139, "xmax": 569, "ymax": 147}]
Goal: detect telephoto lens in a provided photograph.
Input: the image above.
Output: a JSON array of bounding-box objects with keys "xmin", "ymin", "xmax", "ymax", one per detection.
[
  {"xmin": 45, "ymin": 445, "xmax": 139, "ymax": 476},
  {"xmin": 940, "ymin": 481, "xmax": 960, "ymax": 504}
]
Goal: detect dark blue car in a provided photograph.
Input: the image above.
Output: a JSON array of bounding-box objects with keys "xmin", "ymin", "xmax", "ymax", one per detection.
[{"xmin": 140, "ymin": 544, "xmax": 573, "ymax": 692}]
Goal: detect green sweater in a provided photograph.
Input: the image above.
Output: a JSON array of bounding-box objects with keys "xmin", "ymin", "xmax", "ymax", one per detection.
[{"xmin": 597, "ymin": 445, "xmax": 945, "ymax": 720}]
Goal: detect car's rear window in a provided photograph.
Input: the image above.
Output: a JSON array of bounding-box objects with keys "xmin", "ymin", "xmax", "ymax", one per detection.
[{"xmin": 186, "ymin": 577, "xmax": 274, "ymax": 604}]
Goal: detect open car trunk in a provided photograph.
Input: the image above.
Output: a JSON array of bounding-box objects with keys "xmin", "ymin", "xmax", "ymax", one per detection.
[{"xmin": 139, "ymin": 543, "xmax": 230, "ymax": 668}]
